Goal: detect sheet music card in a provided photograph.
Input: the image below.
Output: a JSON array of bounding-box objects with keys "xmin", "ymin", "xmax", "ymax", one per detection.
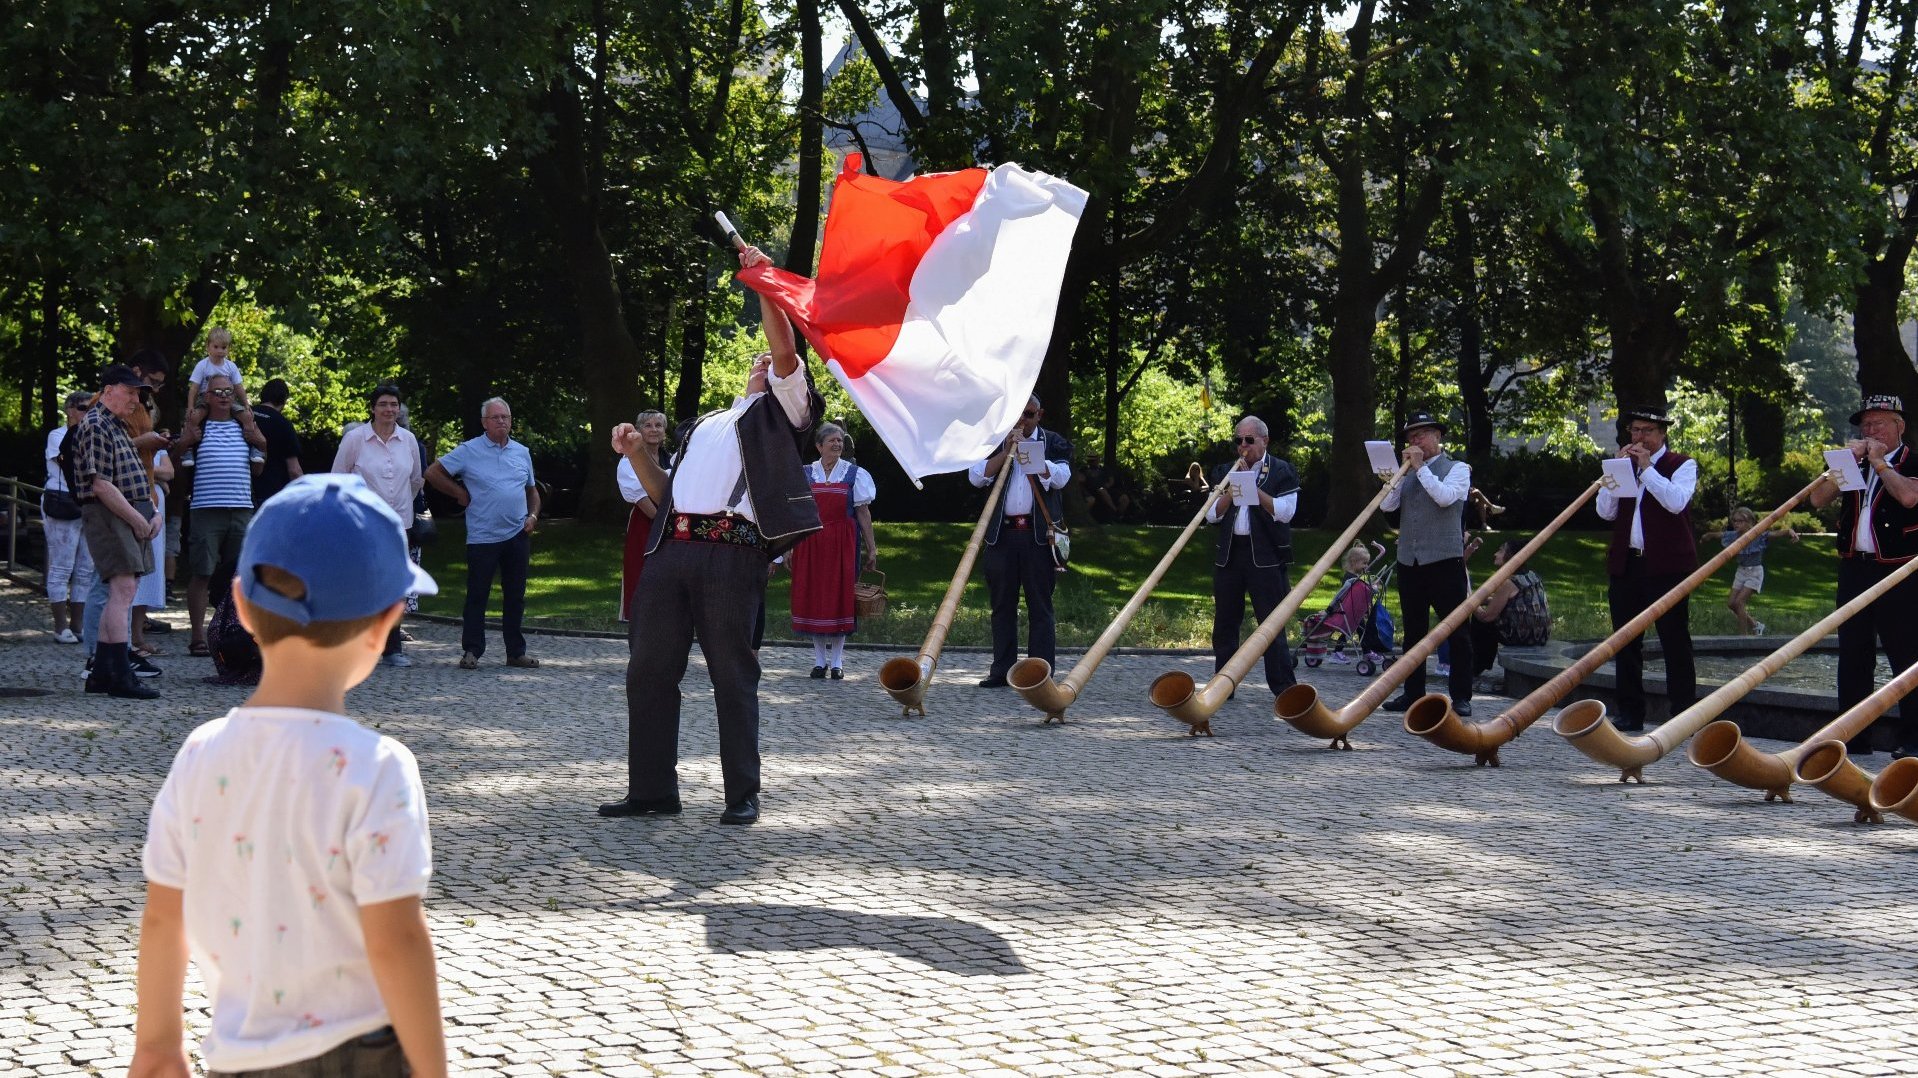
[
  {"xmin": 1599, "ymin": 458, "xmax": 1639, "ymax": 498},
  {"xmin": 1824, "ymin": 448, "xmax": 1867, "ymax": 492},
  {"xmin": 1227, "ymin": 470, "xmax": 1259, "ymax": 506},
  {"xmin": 1015, "ymin": 438, "xmax": 1049, "ymax": 476},
  {"xmin": 1364, "ymin": 440, "xmax": 1399, "ymax": 480}
]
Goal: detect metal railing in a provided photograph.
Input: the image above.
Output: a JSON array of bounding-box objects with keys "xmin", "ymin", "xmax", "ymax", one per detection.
[{"xmin": 2, "ymin": 475, "xmax": 49, "ymax": 582}]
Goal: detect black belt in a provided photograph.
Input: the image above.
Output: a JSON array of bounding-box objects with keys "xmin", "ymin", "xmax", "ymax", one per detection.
[
  {"xmin": 670, "ymin": 512, "xmax": 766, "ymax": 551},
  {"xmin": 1003, "ymin": 514, "xmax": 1033, "ymax": 531}
]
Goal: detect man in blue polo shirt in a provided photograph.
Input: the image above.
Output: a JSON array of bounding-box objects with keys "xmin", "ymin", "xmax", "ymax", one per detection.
[{"xmin": 426, "ymin": 396, "xmax": 541, "ymax": 669}]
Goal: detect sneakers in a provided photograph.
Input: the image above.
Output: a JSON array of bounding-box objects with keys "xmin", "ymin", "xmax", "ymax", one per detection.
[
  {"xmin": 505, "ymin": 654, "xmax": 540, "ymax": 669},
  {"xmin": 248, "ymin": 448, "xmax": 267, "ymax": 466},
  {"xmin": 53, "ymin": 628, "xmax": 79, "ymax": 644},
  {"xmin": 458, "ymin": 652, "xmax": 480, "ymax": 670},
  {"xmin": 1328, "ymin": 650, "xmax": 1353, "ymax": 665},
  {"xmin": 130, "ymin": 654, "xmax": 163, "ymax": 679},
  {"xmin": 1751, "ymin": 621, "xmax": 1767, "ymax": 637},
  {"xmin": 1435, "ymin": 662, "xmax": 1452, "ymax": 677},
  {"xmin": 178, "ymin": 450, "xmax": 195, "ymax": 469},
  {"xmin": 381, "ymin": 653, "xmax": 415, "ymax": 668}
]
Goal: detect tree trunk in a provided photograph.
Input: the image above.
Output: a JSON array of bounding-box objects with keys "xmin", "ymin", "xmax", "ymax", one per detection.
[
  {"xmin": 1452, "ymin": 206, "xmax": 1492, "ymax": 459},
  {"xmin": 38, "ymin": 276, "xmax": 59, "ymax": 429},
  {"xmin": 528, "ymin": 80, "xmax": 647, "ymax": 523},
  {"xmin": 787, "ymin": 0, "xmax": 823, "ymax": 277},
  {"xmin": 1324, "ymin": 293, "xmax": 1381, "ymax": 525},
  {"xmin": 674, "ymin": 277, "xmax": 708, "ymax": 424},
  {"xmin": 1854, "ymin": 259, "xmax": 1918, "ymax": 415}
]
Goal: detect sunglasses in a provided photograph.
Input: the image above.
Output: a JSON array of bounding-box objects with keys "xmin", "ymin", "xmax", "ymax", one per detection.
[
  {"xmin": 209, "ymin": 388, "xmax": 235, "ymax": 398},
  {"xmin": 1236, "ymin": 436, "xmax": 1261, "ymax": 445},
  {"xmin": 1021, "ymin": 410, "xmax": 1038, "ymax": 419}
]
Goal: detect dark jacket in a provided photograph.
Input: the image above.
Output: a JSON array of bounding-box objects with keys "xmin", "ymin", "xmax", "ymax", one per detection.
[
  {"xmin": 984, "ymin": 426, "xmax": 1074, "ymax": 546},
  {"xmin": 647, "ymin": 382, "xmax": 827, "ymax": 559},
  {"xmin": 1838, "ymin": 445, "xmax": 1918, "ymax": 563},
  {"xmin": 1605, "ymin": 449, "xmax": 1698, "ymax": 577},
  {"xmin": 1209, "ymin": 453, "xmax": 1301, "ymax": 567}
]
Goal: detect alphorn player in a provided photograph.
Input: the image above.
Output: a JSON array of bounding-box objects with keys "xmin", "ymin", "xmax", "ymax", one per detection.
[
  {"xmin": 1381, "ymin": 411, "xmax": 1475, "ymax": 717},
  {"xmin": 1807, "ymin": 394, "xmax": 1918, "ymax": 757},
  {"xmin": 1206, "ymin": 416, "xmax": 1302, "ymax": 697},
  {"xmin": 969, "ymin": 395, "xmax": 1073, "ymax": 687},
  {"xmin": 600, "ymin": 243, "xmax": 824, "ymax": 827},
  {"xmin": 1595, "ymin": 405, "xmax": 1698, "ymax": 733}
]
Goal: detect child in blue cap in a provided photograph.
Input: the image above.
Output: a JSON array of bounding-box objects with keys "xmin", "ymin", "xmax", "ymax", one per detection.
[{"xmin": 130, "ymin": 475, "xmax": 447, "ymax": 1077}]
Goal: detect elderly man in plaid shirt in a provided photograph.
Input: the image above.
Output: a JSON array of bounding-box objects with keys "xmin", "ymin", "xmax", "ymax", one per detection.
[{"xmin": 75, "ymin": 364, "xmax": 164, "ymax": 699}]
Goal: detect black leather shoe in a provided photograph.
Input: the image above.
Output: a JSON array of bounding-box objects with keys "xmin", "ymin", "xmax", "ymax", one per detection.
[
  {"xmin": 830, "ymin": 667, "xmax": 843, "ymax": 680},
  {"xmin": 810, "ymin": 665, "xmax": 826, "ymax": 679},
  {"xmin": 1452, "ymin": 701, "xmax": 1473, "ymax": 718},
  {"xmin": 977, "ymin": 676, "xmax": 1008, "ymax": 688},
  {"xmin": 597, "ymin": 797, "xmax": 683, "ymax": 818},
  {"xmin": 1893, "ymin": 746, "xmax": 1916, "ymax": 761},
  {"xmin": 720, "ymin": 796, "xmax": 760, "ymax": 825},
  {"xmin": 1381, "ymin": 695, "xmax": 1416, "ymax": 713},
  {"xmin": 1615, "ymin": 719, "xmax": 1645, "ymax": 732}
]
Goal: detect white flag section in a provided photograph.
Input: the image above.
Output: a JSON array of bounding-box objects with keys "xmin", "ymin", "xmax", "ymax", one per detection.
[{"xmin": 739, "ymin": 155, "xmax": 1088, "ymax": 483}]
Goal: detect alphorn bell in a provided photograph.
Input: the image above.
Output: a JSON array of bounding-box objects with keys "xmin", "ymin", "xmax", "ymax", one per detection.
[
  {"xmin": 1691, "ymin": 653, "xmax": 1918, "ymax": 818},
  {"xmin": 1406, "ymin": 472, "xmax": 1834, "ymax": 766},
  {"xmin": 1867, "ymin": 682, "xmax": 1918, "ymax": 821},
  {"xmin": 1149, "ymin": 459, "xmax": 1417, "ymax": 736},
  {"xmin": 878, "ymin": 466, "xmax": 1011, "ymax": 717},
  {"xmin": 1012, "ymin": 474, "xmax": 1230, "ymax": 723},
  {"xmin": 1277, "ymin": 479, "xmax": 1602, "ymax": 749},
  {"xmin": 1559, "ymin": 544, "xmax": 1918, "ymax": 781}
]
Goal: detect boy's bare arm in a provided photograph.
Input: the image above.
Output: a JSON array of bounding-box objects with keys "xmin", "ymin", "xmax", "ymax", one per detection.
[
  {"xmin": 360, "ymin": 896, "xmax": 448, "ymax": 1078},
  {"xmin": 128, "ymin": 883, "xmax": 191, "ymax": 1078}
]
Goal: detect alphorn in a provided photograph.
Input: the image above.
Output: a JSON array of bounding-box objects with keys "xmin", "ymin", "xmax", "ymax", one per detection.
[
  {"xmin": 1691, "ymin": 654, "xmax": 1918, "ymax": 819},
  {"xmin": 1149, "ymin": 458, "xmax": 1416, "ymax": 736},
  {"xmin": 1278, "ymin": 479, "xmax": 1602, "ymax": 749},
  {"xmin": 1012, "ymin": 475, "xmax": 1230, "ymax": 723},
  {"xmin": 1866, "ymin": 674, "xmax": 1918, "ymax": 822},
  {"xmin": 878, "ymin": 466, "xmax": 1010, "ymax": 717},
  {"xmin": 1406, "ymin": 472, "xmax": 1833, "ymax": 766},
  {"xmin": 1559, "ymin": 550, "xmax": 1918, "ymax": 781}
]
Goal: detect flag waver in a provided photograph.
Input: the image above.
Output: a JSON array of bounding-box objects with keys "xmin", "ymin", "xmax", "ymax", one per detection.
[{"xmin": 738, "ymin": 154, "xmax": 1088, "ymax": 482}]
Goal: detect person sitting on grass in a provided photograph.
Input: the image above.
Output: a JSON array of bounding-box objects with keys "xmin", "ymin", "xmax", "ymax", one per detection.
[
  {"xmin": 1722, "ymin": 504, "xmax": 1799, "ymax": 636},
  {"xmin": 130, "ymin": 474, "xmax": 447, "ymax": 1078}
]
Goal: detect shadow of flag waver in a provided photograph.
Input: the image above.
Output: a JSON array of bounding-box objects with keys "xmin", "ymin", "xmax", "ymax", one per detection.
[{"xmin": 738, "ymin": 154, "xmax": 1088, "ymax": 483}]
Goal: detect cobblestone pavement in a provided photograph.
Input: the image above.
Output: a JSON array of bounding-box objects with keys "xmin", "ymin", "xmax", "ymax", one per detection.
[{"xmin": 5, "ymin": 575, "xmax": 1918, "ymax": 1077}]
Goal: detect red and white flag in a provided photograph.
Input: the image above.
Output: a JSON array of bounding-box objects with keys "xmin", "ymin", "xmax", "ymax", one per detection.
[{"xmin": 738, "ymin": 154, "xmax": 1087, "ymax": 482}]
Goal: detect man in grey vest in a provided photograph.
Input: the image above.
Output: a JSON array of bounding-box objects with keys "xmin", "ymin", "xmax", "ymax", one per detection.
[{"xmin": 1380, "ymin": 412, "xmax": 1474, "ymax": 715}]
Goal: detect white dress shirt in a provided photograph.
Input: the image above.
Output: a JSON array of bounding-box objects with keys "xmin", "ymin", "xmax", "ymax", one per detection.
[
  {"xmin": 1205, "ymin": 457, "xmax": 1298, "ymax": 534},
  {"xmin": 1595, "ymin": 445, "xmax": 1698, "ymax": 550},
  {"xmin": 1853, "ymin": 446, "xmax": 1908, "ymax": 554},
  {"xmin": 669, "ymin": 367, "xmax": 812, "ymax": 521},
  {"xmin": 968, "ymin": 431, "xmax": 1071, "ymax": 515},
  {"xmin": 1380, "ymin": 456, "xmax": 1471, "ymax": 512}
]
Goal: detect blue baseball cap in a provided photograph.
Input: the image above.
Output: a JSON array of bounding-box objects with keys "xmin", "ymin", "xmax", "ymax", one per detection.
[{"xmin": 239, "ymin": 474, "xmax": 437, "ymax": 625}]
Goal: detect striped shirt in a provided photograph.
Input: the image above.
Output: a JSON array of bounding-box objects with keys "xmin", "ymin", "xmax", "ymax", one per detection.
[
  {"xmin": 193, "ymin": 420, "xmax": 255, "ymax": 509},
  {"xmin": 73, "ymin": 404, "xmax": 150, "ymax": 504}
]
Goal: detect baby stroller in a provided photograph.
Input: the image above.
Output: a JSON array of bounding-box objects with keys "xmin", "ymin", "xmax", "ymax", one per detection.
[{"xmin": 1293, "ymin": 542, "xmax": 1395, "ymax": 677}]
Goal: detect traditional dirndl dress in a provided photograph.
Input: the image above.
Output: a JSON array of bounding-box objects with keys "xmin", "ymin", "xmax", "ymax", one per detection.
[
  {"xmin": 617, "ymin": 455, "xmax": 653, "ymax": 622},
  {"xmin": 789, "ymin": 461, "xmax": 868, "ymax": 636}
]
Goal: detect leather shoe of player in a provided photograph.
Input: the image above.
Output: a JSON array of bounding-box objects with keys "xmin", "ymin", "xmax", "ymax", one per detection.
[
  {"xmin": 597, "ymin": 797, "xmax": 682, "ymax": 818},
  {"xmin": 720, "ymin": 796, "xmax": 760, "ymax": 825},
  {"xmin": 1381, "ymin": 694, "xmax": 1416, "ymax": 713},
  {"xmin": 1452, "ymin": 700, "xmax": 1473, "ymax": 718},
  {"xmin": 977, "ymin": 676, "xmax": 1008, "ymax": 688}
]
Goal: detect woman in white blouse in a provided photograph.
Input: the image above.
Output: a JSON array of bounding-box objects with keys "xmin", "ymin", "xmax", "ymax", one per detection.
[
  {"xmin": 616, "ymin": 410, "xmax": 668, "ymax": 622},
  {"xmin": 786, "ymin": 423, "xmax": 877, "ymax": 678}
]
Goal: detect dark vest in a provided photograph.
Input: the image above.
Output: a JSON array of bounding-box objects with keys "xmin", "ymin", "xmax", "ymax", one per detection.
[
  {"xmin": 1606, "ymin": 449, "xmax": 1698, "ymax": 576},
  {"xmin": 984, "ymin": 427, "xmax": 1073, "ymax": 546},
  {"xmin": 647, "ymin": 384, "xmax": 826, "ymax": 558},
  {"xmin": 1209, "ymin": 454, "xmax": 1300, "ymax": 567},
  {"xmin": 1837, "ymin": 445, "xmax": 1918, "ymax": 563}
]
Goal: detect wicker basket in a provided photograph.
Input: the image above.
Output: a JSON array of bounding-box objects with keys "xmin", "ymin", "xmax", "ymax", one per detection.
[{"xmin": 853, "ymin": 570, "xmax": 888, "ymax": 618}]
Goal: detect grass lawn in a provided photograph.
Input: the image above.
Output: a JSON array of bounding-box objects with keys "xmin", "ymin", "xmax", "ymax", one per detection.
[{"xmin": 417, "ymin": 516, "xmax": 1843, "ymax": 649}]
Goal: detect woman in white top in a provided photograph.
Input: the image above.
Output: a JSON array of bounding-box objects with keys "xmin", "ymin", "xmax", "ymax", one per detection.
[
  {"xmin": 42, "ymin": 392, "xmax": 95, "ymax": 642},
  {"xmin": 786, "ymin": 424, "xmax": 877, "ymax": 679},
  {"xmin": 616, "ymin": 410, "xmax": 668, "ymax": 622}
]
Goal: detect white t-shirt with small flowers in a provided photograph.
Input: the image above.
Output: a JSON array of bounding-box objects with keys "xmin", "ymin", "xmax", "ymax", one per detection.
[{"xmin": 142, "ymin": 707, "xmax": 433, "ymax": 1072}]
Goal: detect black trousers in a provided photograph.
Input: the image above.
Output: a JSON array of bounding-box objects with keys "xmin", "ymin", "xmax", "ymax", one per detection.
[
  {"xmin": 1837, "ymin": 555, "xmax": 1918, "ymax": 750},
  {"xmin": 1607, "ymin": 561, "xmax": 1696, "ymax": 724},
  {"xmin": 462, "ymin": 532, "xmax": 529, "ymax": 659},
  {"xmin": 983, "ymin": 534, "xmax": 1056, "ymax": 679},
  {"xmin": 625, "ymin": 540, "xmax": 769, "ymax": 805},
  {"xmin": 1469, "ymin": 618, "xmax": 1500, "ymax": 677},
  {"xmin": 1211, "ymin": 538, "xmax": 1294, "ymax": 692},
  {"xmin": 1395, "ymin": 557, "xmax": 1472, "ymax": 702}
]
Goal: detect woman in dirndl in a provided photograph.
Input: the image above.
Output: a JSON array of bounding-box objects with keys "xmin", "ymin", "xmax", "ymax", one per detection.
[
  {"xmin": 788, "ymin": 423, "xmax": 877, "ymax": 679},
  {"xmin": 616, "ymin": 410, "xmax": 669, "ymax": 621}
]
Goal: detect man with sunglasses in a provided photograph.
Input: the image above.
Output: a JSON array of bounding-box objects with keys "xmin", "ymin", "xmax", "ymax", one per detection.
[
  {"xmin": 1205, "ymin": 417, "xmax": 1301, "ymax": 695},
  {"xmin": 968, "ymin": 395, "xmax": 1073, "ymax": 688},
  {"xmin": 1594, "ymin": 405, "xmax": 1698, "ymax": 732},
  {"xmin": 172, "ymin": 373, "xmax": 267, "ymax": 657}
]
